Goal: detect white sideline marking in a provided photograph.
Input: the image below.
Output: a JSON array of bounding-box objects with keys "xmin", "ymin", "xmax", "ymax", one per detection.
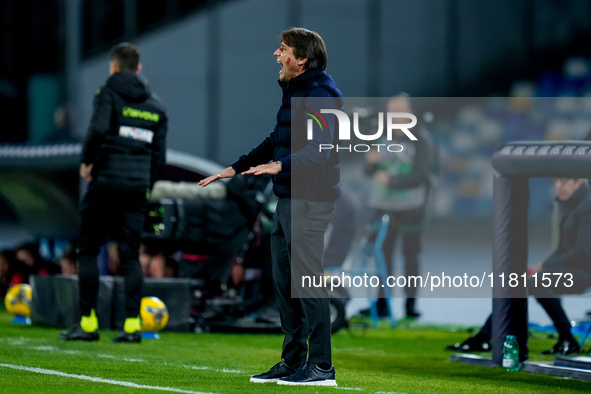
[
  {"xmin": 31, "ymin": 346, "xmax": 80, "ymax": 355},
  {"xmin": 190, "ymin": 366, "xmax": 243, "ymax": 374},
  {"xmin": 375, "ymin": 392, "xmax": 407, "ymax": 394},
  {"xmin": 0, "ymin": 337, "xmax": 29, "ymax": 345},
  {"xmin": 32, "ymin": 346, "xmax": 60, "ymax": 351},
  {"xmin": 0, "ymin": 363, "xmax": 216, "ymax": 394},
  {"xmin": 97, "ymin": 354, "xmax": 144, "ymax": 363}
]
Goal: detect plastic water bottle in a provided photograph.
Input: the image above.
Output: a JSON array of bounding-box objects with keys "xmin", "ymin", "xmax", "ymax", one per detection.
[{"xmin": 502, "ymin": 335, "xmax": 520, "ymax": 372}]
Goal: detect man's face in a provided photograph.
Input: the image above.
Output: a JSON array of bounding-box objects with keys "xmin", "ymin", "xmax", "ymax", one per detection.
[
  {"xmin": 554, "ymin": 178, "xmax": 584, "ymax": 201},
  {"xmin": 273, "ymin": 41, "xmax": 306, "ymax": 82}
]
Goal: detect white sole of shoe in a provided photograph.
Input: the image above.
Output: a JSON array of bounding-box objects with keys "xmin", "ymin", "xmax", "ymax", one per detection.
[
  {"xmin": 249, "ymin": 377, "xmax": 279, "ymax": 383},
  {"xmin": 277, "ymin": 379, "xmax": 337, "ymax": 386}
]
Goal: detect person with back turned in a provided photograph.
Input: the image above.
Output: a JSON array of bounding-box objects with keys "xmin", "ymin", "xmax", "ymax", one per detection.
[{"xmin": 59, "ymin": 42, "xmax": 168, "ymax": 343}]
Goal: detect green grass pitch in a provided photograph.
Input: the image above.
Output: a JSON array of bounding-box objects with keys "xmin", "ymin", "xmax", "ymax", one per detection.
[{"xmin": 0, "ymin": 310, "xmax": 589, "ymax": 393}]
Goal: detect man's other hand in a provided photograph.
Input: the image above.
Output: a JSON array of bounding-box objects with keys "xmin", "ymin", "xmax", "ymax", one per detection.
[
  {"xmin": 80, "ymin": 163, "xmax": 93, "ymax": 181},
  {"xmin": 198, "ymin": 166, "xmax": 236, "ymax": 187},
  {"xmin": 241, "ymin": 162, "xmax": 282, "ymax": 176}
]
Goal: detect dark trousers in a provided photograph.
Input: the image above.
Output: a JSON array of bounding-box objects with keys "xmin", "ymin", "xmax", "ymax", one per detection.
[
  {"xmin": 78, "ymin": 182, "xmax": 146, "ymax": 318},
  {"xmin": 478, "ymin": 270, "xmax": 582, "ymax": 340},
  {"xmin": 271, "ymin": 198, "xmax": 335, "ymax": 366},
  {"xmin": 479, "ymin": 297, "xmax": 572, "ymax": 339}
]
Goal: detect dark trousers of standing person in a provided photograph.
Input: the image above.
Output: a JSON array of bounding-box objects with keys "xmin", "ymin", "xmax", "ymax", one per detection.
[
  {"xmin": 78, "ymin": 182, "xmax": 146, "ymax": 319},
  {"xmin": 271, "ymin": 198, "xmax": 335, "ymax": 367},
  {"xmin": 477, "ymin": 298, "xmax": 572, "ymax": 340},
  {"xmin": 453, "ymin": 271, "xmax": 591, "ymax": 354},
  {"xmin": 477, "ymin": 275, "xmax": 578, "ymax": 341}
]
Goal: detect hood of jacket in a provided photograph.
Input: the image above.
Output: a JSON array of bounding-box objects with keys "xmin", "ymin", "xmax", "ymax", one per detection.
[{"xmin": 106, "ymin": 71, "xmax": 151, "ymax": 102}]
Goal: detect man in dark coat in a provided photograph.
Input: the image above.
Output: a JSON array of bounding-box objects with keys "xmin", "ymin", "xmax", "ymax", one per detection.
[
  {"xmin": 447, "ymin": 178, "xmax": 591, "ymax": 355},
  {"xmin": 59, "ymin": 42, "xmax": 167, "ymax": 343},
  {"xmin": 200, "ymin": 28, "xmax": 342, "ymax": 386}
]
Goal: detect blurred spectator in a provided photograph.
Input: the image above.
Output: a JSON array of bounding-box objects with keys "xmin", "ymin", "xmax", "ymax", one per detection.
[
  {"xmin": 163, "ymin": 255, "xmax": 178, "ymax": 278},
  {"xmin": 0, "ymin": 250, "xmax": 18, "ymax": 297},
  {"xmin": 446, "ymin": 178, "xmax": 591, "ymax": 356},
  {"xmin": 139, "ymin": 242, "xmax": 177, "ymax": 278},
  {"xmin": 363, "ymin": 95, "xmax": 438, "ymax": 318},
  {"xmin": 139, "ymin": 242, "xmax": 164, "ymax": 278},
  {"xmin": 60, "ymin": 245, "xmax": 78, "ymax": 275},
  {"xmin": 14, "ymin": 242, "xmax": 60, "ymax": 282},
  {"xmin": 46, "ymin": 105, "xmax": 78, "ymax": 142}
]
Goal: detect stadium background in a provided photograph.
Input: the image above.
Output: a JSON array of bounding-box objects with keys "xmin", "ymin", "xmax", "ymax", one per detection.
[{"xmin": 2, "ymin": 0, "xmax": 591, "ymax": 329}]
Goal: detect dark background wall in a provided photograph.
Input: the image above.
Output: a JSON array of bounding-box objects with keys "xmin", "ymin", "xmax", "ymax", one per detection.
[{"xmin": 2, "ymin": 0, "xmax": 591, "ymax": 164}]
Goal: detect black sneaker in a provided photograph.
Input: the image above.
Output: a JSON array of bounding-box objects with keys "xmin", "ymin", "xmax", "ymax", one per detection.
[
  {"xmin": 250, "ymin": 360, "xmax": 296, "ymax": 383},
  {"xmin": 277, "ymin": 363, "xmax": 337, "ymax": 386},
  {"xmin": 58, "ymin": 324, "xmax": 99, "ymax": 342},
  {"xmin": 445, "ymin": 335, "xmax": 491, "ymax": 352},
  {"xmin": 111, "ymin": 330, "xmax": 141, "ymax": 343},
  {"xmin": 405, "ymin": 298, "xmax": 421, "ymax": 319},
  {"xmin": 358, "ymin": 298, "xmax": 389, "ymax": 318},
  {"xmin": 541, "ymin": 337, "xmax": 580, "ymax": 355}
]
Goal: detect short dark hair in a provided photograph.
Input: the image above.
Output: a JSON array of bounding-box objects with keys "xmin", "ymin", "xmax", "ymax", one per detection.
[
  {"xmin": 110, "ymin": 42, "xmax": 140, "ymax": 72},
  {"xmin": 280, "ymin": 28, "xmax": 327, "ymax": 71}
]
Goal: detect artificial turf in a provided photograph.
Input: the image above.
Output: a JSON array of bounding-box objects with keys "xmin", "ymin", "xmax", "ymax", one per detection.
[{"xmin": 0, "ymin": 309, "xmax": 589, "ymax": 393}]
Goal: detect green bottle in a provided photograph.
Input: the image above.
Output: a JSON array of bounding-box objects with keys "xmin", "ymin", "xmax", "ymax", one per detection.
[{"xmin": 502, "ymin": 335, "xmax": 520, "ymax": 372}]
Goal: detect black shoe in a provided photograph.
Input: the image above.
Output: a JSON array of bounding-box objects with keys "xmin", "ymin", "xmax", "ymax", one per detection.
[
  {"xmin": 445, "ymin": 335, "xmax": 491, "ymax": 352},
  {"xmin": 541, "ymin": 337, "xmax": 581, "ymax": 355},
  {"xmin": 358, "ymin": 298, "xmax": 389, "ymax": 318},
  {"xmin": 111, "ymin": 330, "xmax": 141, "ymax": 343},
  {"xmin": 406, "ymin": 298, "xmax": 421, "ymax": 319},
  {"xmin": 58, "ymin": 324, "xmax": 99, "ymax": 342},
  {"xmin": 277, "ymin": 363, "xmax": 337, "ymax": 386},
  {"xmin": 250, "ymin": 360, "xmax": 296, "ymax": 383}
]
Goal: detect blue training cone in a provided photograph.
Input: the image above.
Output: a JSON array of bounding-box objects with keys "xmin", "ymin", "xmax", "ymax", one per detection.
[
  {"xmin": 141, "ymin": 332, "xmax": 160, "ymax": 339},
  {"xmin": 12, "ymin": 315, "xmax": 32, "ymax": 325}
]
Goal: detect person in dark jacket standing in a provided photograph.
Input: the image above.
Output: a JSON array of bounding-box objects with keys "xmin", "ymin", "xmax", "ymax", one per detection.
[
  {"xmin": 199, "ymin": 28, "xmax": 342, "ymax": 386},
  {"xmin": 59, "ymin": 43, "xmax": 167, "ymax": 343},
  {"xmin": 446, "ymin": 178, "xmax": 591, "ymax": 355}
]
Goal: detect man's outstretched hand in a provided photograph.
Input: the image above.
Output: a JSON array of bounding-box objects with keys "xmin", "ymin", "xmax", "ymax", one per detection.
[
  {"xmin": 199, "ymin": 162, "xmax": 281, "ymax": 187},
  {"xmin": 198, "ymin": 166, "xmax": 236, "ymax": 187},
  {"xmin": 241, "ymin": 162, "xmax": 282, "ymax": 176}
]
